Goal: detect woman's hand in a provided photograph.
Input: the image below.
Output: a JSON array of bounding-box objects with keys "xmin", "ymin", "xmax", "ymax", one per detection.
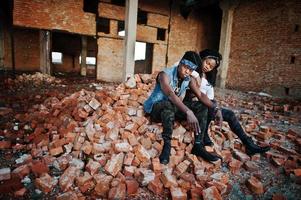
[{"xmin": 214, "ymin": 109, "xmax": 223, "ymax": 131}]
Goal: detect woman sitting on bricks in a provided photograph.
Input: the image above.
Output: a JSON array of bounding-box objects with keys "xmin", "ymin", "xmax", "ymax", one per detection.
[
  {"xmin": 144, "ymin": 51, "xmax": 223, "ymax": 164},
  {"xmin": 191, "ymin": 49, "xmax": 270, "ymax": 155}
]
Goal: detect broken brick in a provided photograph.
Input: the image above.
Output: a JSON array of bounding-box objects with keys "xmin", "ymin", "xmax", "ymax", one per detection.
[
  {"xmin": 85, "ymin": 159, "xmax": 101, "ymax": 175},
  {"xmin": 202, "ymin": 186, "xmax": 222, "ymax": 200},
  {"xmin": 94, "ymin": 174, "xmax": 113, "ymax": 197},
  {"xmin": 14, "ymin": 187, "xmax": 27, "ymax": 197},
  {"xmin": 147, "ymin": 176, "xmax": 164, "ymax": 194},
  {"xmin": 31, "ymin": 160, "xmax": 49, "ymax": 177},
  {"xmin": 56, "ymin": 191, "xmax": 79, "ymax": 200},
  {"xmin": 246, "ymin": 176, "xmax": 264, "ymax": 194},
  {"xmin": 243, "ymin": 161, "xmax": 259, "ymax": 172},
  {"xmin": 126, "ymin": 178, "xmax": 139, "ymax": 195},
  {"xmin": 12, "ymin": 165, "xmax": 30, "ymax": 179},
  {"xmin": 160, "ymin": 168, "xmax": 178, "ymax": 188},
  {"xmin": 59, "ymin": 166, "xmax": 80, "ymax": 192},
  {"xmin": 134, "ymin": 144, "xmax": 151, "ymax": 163},
  {"xmin": 35, "ymin": 173, "xmax": 58, "ymax": 193},
  {"xmin": 0, "ymin": 168, "xmax": 11, "ymax": 181},
  {"xmin": 228, "ymin": 158, "xmax": 242, "ymax": 174},
  {"xmin": 49, "ymin": 146, "xmax": 64, "ymax": 156},
  {"xmin": 104, "ymin": 153, "xmax": 125, "ymax": 177},
  {"xmin": 0, "ymin": 141, "xmax": 12, "ymax": 149},
  {"xmin": 108, "ymin": 183, "xmax": 126, "ymax": 200},
  {"xmin": 170, "ymin": 187, "xmax": 187, "ymax": 200},
  {"xmin": 75, "ymin": 171, "xmax": 95, "ymax": 193}
]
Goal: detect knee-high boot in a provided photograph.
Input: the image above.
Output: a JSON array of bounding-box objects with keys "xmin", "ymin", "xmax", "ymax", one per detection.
[
  {"xmin": 159, "ymin": 138, "xmax": 171, "ymax": 164},
  {"xmin": 224, "ymin": 109, "xmax": 270, "ymax": 155}
]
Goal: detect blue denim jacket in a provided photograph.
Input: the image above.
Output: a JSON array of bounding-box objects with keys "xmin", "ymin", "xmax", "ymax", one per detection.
[{"xmin": 143, "ymin": 65, "xmax": 191, "ymax": 113}]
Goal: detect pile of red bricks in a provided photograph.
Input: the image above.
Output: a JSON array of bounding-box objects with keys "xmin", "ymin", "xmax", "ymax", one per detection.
[{"xmin": 0, "ymin": 74, "xmax": 300, "ymax": 199}]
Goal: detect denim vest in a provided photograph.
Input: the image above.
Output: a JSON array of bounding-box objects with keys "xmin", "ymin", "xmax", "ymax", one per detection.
[{"xmin": 143, "ymin": 65, "xmax": 191, "ymax": 113}]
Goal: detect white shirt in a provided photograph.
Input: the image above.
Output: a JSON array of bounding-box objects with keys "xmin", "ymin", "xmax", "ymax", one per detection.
[{"xmin": 200, "ymin": 77, "xmax": 214, "ymax": 100}]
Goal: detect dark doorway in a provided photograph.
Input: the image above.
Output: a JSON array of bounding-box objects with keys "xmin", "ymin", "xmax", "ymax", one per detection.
[
  {"xmin": 199, "ymin": 4, "xmax": 222, "ymax": 51},
  {"xmin": 51, "ymin": 32, "xmax": 97, "ymax": 77}
]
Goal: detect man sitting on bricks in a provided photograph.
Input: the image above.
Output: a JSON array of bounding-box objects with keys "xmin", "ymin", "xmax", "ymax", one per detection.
[{"xmin": 144, "ymin": 51, "xmax": 223, "ymax": 164}]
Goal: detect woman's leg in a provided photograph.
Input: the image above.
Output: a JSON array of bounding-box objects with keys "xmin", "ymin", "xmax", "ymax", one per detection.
[
  {"xmin": 222, "ymin": 108, "xmax": 270, "ymax": 155},
  {"xmin": 203, "ymin": 106, "xmax": 215, "ymax": 146}
]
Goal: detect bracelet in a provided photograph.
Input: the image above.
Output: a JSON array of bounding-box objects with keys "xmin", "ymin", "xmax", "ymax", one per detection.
[{"xmin": 212, "ymin": 101, "xmax": 220, "ymax": 116}]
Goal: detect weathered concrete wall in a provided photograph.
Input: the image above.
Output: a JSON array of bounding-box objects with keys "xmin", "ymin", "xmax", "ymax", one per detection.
[
  {"xmin": 152, "ymin": 43, "xmax": 167, "ymax": 73},
  {"xmin": 97, "ymin": 37, "xmax": 124, "ymax": 82},
  {"xmin": 227, "ymin": 0, "xmax": 301, "ymax": 97},
  {"xmin": 13, "ymin": 0, "xmax": 96, "ymax": 35}
]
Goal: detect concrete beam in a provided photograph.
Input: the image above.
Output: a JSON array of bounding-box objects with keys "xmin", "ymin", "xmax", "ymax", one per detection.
[
  {"xmin": 122, "ymin": 0, "xmax": 138, "ymax": 81},
  {"xmin": 216, "ymin": 0, "xmax": 239, "ymax": 88},
  {"xmin": 39, "ymin": 30, "xmax": 51, "ymax": 75},
  {"xmin": 80, "ymin": 35, "xmax": 87, "ymax": 76}
]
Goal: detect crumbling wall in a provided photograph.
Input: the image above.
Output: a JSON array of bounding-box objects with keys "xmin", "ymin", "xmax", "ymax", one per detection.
[
  {"xmin": 227, "ymin": 0, "xmax": 301, "ymax": 97},
  {"xmin": 14, "ymin": 28, "xmax": 40, "ymax": 71},
  {"xmin": 97, "ymin": 0, "xmax": 170, "ymax": 81},
  {"xmin": 97, "ymin": 0, "xmax": 212, "ymax": 81},
  {"xmin": 13, "ymin": 0, "xmax": 96, "ymax": 36},
  {"xmin": 166, "ymin": 1, "xmax": 215, "ymax": 66}
]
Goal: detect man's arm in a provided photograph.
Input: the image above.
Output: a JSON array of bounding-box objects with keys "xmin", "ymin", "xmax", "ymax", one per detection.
[
  {"xmin": 189, "ymin": 78, "xmax": 214, "ymax": 108},
  {"xmin": 158, "ymin": 72, "xmax": 200, "ymax": 133},
  {"xmin": 189, "ymin": 78, "xmax": 223, "ymax": 129}
]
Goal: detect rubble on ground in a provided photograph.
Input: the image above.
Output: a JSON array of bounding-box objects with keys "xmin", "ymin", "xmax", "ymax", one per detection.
[
  {"xmin": 4, "ymin": 72, "xmax": 61, "ymax": 89},
  {"xmin": 0, "ymin": 73, "xmax": 300, "ymax": 199}
]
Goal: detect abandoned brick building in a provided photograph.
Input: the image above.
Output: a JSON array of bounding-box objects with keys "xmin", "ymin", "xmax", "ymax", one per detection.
[
  {"xmin": 0, "ymin": 0, "xmax": 300, "ymax": 98},
  {"xmin": 1, "ymin": 1, "xmax": 301, "ymax": 199}
]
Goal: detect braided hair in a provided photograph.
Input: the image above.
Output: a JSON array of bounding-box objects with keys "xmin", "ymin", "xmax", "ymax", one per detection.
[{"xmin": 199, "ymin": 49, "xmax": 222, "ymax": 87}]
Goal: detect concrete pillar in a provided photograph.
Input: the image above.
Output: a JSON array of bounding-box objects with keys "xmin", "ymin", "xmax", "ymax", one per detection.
[
  {"xmin": 80, "ymin": 35, "xmax": 87, "ymax": 76},
  {"xmin": 122, "ymin": 0, "xmax": 138, "ymax": 81},
  {"xmin": 216, "ymin": 0, "xmax": 238, "ymax": 88},
  {"xmin": 40, "ymin": 30, "xmax": 51, "ymax": 75}
]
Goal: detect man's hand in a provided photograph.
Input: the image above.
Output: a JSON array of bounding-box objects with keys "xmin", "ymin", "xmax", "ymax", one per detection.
[
  {"xmin": 186, "ymin": 110, "xmax": 200, "ymax": 134},
  {"xmin": 214, "ymin": 109, "xmax": 223, "ymax": 131}
]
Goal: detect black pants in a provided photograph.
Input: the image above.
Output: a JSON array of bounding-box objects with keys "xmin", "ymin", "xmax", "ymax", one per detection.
[
  {"xmin": 150, "ymin": 100, "xmax": 208, "ymax": 141},
  {"xmin": 205, "ymin": 107, "xmax": 246, "ymax": 140}
]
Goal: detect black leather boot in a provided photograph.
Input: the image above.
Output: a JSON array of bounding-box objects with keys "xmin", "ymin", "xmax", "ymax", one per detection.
[
  {"xmin": 242, "ymin": 136, "xmax": 270, "ymax": 156},
  {"xmin": 191, "ymin": 142, "xmax": 221, "ymax": 162},
  {"xmin": 159, "ymin": 140, "xmax": 171, "ymax": 164},
  {"xmin": 192, "ymin": 132, "xmax": 221, "ymax": 162},
  {"xmin": 203, "ymin": 131, "xmax": 214, "ymax": 146}
]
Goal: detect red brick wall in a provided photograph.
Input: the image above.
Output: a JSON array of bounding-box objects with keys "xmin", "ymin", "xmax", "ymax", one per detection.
[
  {"xmin": 14, "ymin": 28, "xmax": 40, "ymax": 71},
  {"xmin": 3, "ymin": 24, "xmax": 12, "ymax": 69},
  {"xmin": 167, "ymin": 1, "xmax": 220, "ymax": 66},
  {"xmin": 13, "ymin": 0, "xmax": 96, "ymax": 36},
  {"xmin": 53, "ymin": 55, "xmax": 81, "ymax": 73},
  {"xmin": 167, "ymin": 1, "xmax": 203, "ymax": 66},
  {"xmin": 227, "ymin": 0, "xmax": 301, "ymax": 97}
]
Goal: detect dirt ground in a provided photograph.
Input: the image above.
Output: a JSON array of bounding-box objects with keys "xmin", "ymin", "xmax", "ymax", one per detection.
[{"xmin": 0, "ymin": 72, "xmax": 300, "ymax": 200}]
